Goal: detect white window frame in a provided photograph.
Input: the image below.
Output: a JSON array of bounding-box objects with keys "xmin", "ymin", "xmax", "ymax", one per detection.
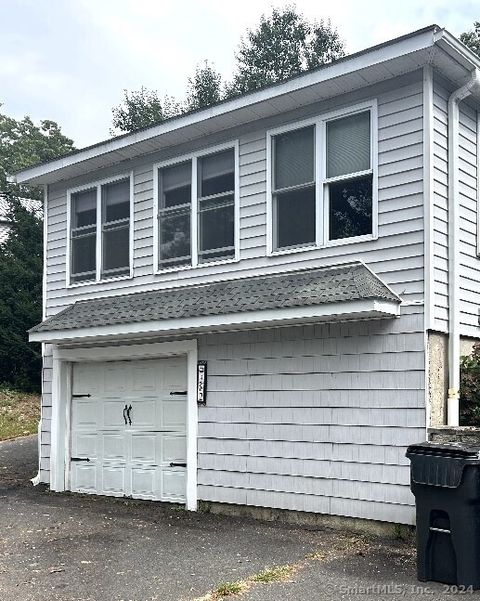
[
  {"xmin": 266, "ymin": 100, "xmax": 378, "ymax": 256},
  {"xmin": 66, "ymin": 172, "xmax": 134, "ymax": 287},
  {"xmin": 153, "ymin": 140, "xmax": 240, "ymax": 274}
]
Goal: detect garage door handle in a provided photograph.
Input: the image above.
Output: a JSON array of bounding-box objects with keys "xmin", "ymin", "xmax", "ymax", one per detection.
[
  {"xmin": 170, "ymin": 391, "xmax": 187, "ymax": 396},
  {"xmin": 126, "ymin": 405, "xmax": 132, "ymax": 425},
  {"xmin": 71, "ymin": 457, "xmax": 90, "ymax": 462},
  {"xmin": 169, "ymin": 462, "xmax": 187, "ymax": 467},
  {"xmin": 123, "ymin": 405, "xmax": 128, "ymax": 425}
]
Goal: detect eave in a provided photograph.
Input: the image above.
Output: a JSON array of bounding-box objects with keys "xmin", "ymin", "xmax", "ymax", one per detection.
[{"xmin": 12, "ymin": 25, "xmax": 480, "ymax": 187}]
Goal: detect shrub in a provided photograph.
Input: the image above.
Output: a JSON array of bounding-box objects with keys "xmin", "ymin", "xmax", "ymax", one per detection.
[{"xmin": 460, "ymin": 342, "xmax": 480, "ymax": 426}]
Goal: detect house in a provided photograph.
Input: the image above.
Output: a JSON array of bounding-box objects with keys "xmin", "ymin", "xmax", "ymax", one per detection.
[
  {"xmin": 11, "ymin": 25, "xmax": 480, "ymax": 526},
  {"xmin": 0, "ymin": 196, "xmax": 42, "ymax": 244}
]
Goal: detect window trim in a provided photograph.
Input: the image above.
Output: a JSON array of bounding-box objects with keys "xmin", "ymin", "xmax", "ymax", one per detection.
[
  {"xmin": 66, "ymin": 172, "xmax": 134, "ymax": 288},
  {"xmin": 266, "ymin": 100, "xmax": 378, "ymax": 256},
  {"xmin": 153, "ymin": 140, "xmax": 240, "ymax": 274}
]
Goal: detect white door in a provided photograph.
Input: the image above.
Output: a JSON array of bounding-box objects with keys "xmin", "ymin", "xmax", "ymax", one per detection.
[{"xmin": 70, "ymin": 356, "xmax": 187, "ymax": 502}]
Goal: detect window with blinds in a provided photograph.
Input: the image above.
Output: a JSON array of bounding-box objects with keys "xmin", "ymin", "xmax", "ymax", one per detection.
[
  {"xmin": 326, "ymin": 110, "xmax": 372, "ymax": 241},
  {"xmin": 270, "ymin": 108, "xmax": 374, "ymax": 251},
  {"xmin": 272, "ymin": 126, "xmax": 316, "ymax": 250}
]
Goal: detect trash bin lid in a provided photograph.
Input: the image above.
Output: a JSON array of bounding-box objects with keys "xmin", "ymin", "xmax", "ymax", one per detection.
[
  {"xmin": 406, "ymin": 442, "xmax": 480, "ymax": 488},
  {"xmin": 406, "ymin": 441, "xmax": 480, "ymax": 460}
]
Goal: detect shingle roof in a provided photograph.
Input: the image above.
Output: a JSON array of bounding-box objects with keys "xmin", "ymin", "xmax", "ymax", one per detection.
[
  {"xmin": 31, "ymin": 263, "xmax": 400, "ymax": 335},
  {"xmin": 0, "ymin": 196, "xmax": 43, "ymax": 219}
]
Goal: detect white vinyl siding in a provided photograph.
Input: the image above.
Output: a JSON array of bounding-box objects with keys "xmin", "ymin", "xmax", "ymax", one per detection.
[
  {"xmin": 44, "ymin": 72, "xmax": 425, "ymax": 316},
  {"xmin": 432, "ymin": 74, "xmax": 480, "ymax": 337}
]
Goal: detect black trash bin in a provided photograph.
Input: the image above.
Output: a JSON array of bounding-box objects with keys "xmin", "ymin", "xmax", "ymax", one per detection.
[{"xmin": 406, "ymin": 441, "xmax": 480, "ymax": 589}]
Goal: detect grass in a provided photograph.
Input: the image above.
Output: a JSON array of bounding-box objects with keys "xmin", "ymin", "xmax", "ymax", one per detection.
[
  {"xmin": 251, "ymin": 565, "xmax": 293, "ymax": 583},
  {"xmin": 211, "ymin": 581, "xmax": 246, "ymax": 598},
  {"xmin": 0, "ymin": 388, "xmax": 40, "ymax": 441}
]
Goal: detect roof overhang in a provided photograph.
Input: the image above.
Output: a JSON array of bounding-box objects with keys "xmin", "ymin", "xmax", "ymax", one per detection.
[
  {"xmin": 12, "ymin": 26, "xmax": 480, "ymax": 187},
  {"xmin": 29, "ymin": 298, "xmax": 400, "ymax": 344}
]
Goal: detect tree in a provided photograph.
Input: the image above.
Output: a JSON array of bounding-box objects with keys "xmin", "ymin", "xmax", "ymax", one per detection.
[
  {"xmin": 0, "ymin": 195, "xmax": 43, "ymax": 391},
  {"xmin": 186, "ymin": 61, "xmax": 223, "ymax": 111},
  {"xmin": 111, "ymin": 87, "xmax": 183, "ymax": 134},
  {"xmin": 111, "ymin": 7, "xmax": 344, "ymax": 131},
  {"xmin": 226, "ymin": 6, "xmax": 345, "ymax": 96},
  {"xmin": 0, "ymin": 105, "xmax": 75, "ymax": 200},
  {"xmin": 460, "ymin": 22, "xmax": 480, "ymax": 57}
]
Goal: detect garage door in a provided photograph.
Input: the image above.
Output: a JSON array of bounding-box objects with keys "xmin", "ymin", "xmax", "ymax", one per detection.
[{"xmin": 70, "ymin": 356, "xmax": 187, "ymax": 502}]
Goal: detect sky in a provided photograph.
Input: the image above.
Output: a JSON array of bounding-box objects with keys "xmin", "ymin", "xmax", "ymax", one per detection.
[{"xmin": 0, "ymin": 0, "xmax": 478, "ymax": 149}]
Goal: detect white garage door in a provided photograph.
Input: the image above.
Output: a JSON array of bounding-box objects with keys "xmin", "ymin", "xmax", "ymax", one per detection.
[{"xmin": 70, "ymin": 356, "xmax": 187, "ymax": 502}]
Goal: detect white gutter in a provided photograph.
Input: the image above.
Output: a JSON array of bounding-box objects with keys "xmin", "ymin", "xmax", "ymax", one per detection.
[{"xmin": 447, "ymin": 68, "xmax": 480, "ymax": 426}]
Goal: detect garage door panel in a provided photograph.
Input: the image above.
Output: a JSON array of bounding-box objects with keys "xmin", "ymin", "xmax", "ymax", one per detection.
[
  {"xmin": 131, "ymin": 467, "xmax": 160, "ymax": 499},
  {"xmin": 102, "ymin": 466, "xmax": 126, "ymax": 496},
  {"xmin": 162, "ymin": 470, "xmax": 186, "ymax": 501},
  {"xmin": 72, "ymin": 433, "xmax": 97, "ymax": 459},
  {"xmin": 103, "ymin": 434, "xmax": 128, "ymax": 462},
  {"xmin": 130, "ymin": 398, "xmax": 157, "ymax": 428},
  {"xmin": 73, "ymin": 364, "xmax": 101, "ymax": 395},
  {"xmin": 162, "ymin": 435, "xmax": 186, "ymax": 463},
  {"xmin": 102, "ymin": 399, "xmax": 129, "ymax": 429},
  {"xmin": 72, "ymin": 400, "xmax": 98, "ymax": 429},
  {"xmin": 71, "ymin": 463, "xmax": 97, "ymax": 492},
  {"xmin": 104, "ymin": 364, "xmax": 128, "ymax": 394},
  {"xmin": 132, "ymin": 364, "xmax": 157, "ymax": 392},
  {"xmin": 131, "ymin": 434, "xmax": 156, "ymax": 464},
  {"xmin": 162, "ymin": 399, "xmax": 186, "ymax": 429}
]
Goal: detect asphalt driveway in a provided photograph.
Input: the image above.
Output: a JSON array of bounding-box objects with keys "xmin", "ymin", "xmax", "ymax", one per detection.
[{"xmin": 0, "ymin": 436, "xmax": 476, "ymax": 601}]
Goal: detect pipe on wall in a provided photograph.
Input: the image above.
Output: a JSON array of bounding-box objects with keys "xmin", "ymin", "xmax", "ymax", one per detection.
[{"xmin": 447, "ymin": 68, "xmax": 480, "ymax": 426}]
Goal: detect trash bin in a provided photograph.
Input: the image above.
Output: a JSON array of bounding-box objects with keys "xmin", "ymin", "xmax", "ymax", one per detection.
[{"xmin": 406, "ymin": 441, "xmax": 480, "ymax": 589}]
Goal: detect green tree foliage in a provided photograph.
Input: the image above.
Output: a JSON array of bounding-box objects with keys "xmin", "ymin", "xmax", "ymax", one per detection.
[
  {"xmin": 111, "ymin": 87, "xmax": 183, "ymax": 134},
  {"xmin": 0, "ymin": 195, "xmax": 43, "ymax": 391},
  {"xmin": 187, "ymin": 61, "xmax": 223, "ymax": 111},
  {"xmin": 111, "ymin": 6, "xmax": 344, "ymax": 132},
  {"xmin": 226, "ymin": 6, "xmax": 345, "ymax": 96},
  {"xmin": 460, "ymin": 21, "xmax": 480, "ymax": 57},
  {"xmin": 460, "ymin": 342, "xmax": 480, "ymax": 426},
  {"xmin": 0, "ymin": 105, "xmax": 74, "ymax": 200}
]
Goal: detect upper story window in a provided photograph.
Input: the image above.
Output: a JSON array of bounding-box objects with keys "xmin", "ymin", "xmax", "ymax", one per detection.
[
  {"xmin": 269, "ymin": 104, "xmax": 376, "ymax": 253},
  {"xmin": 69, "ymin": 175, "xmax": 132, "ymax": 285},
  {"xmin": 156, "ymin": 144, "xmax": 237, "ymax": 271}
]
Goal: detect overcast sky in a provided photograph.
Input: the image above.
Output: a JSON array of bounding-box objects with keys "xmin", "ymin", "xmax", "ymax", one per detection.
[{"xmin": 0, "ymin": 0, "xmax": 478, "ymax": 148}]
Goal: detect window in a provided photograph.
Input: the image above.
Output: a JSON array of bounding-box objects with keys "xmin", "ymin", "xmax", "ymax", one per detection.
[
  {"xmin": 269, "ymin": 105, "xmax": 375, "ymax": 253},
  {"xmin": 272, "ymin": 126, "xmax": 315, "ymax": 250},
  {"xmin": 198, "ymin": 149, "xmax": 235, "ymax": 262},
  {"xmin": 158, "ymin": 162, "xmax": 191, "ymax": 267},
  {"xmin": 69, "ymin": 176, "xmax": 131, "ymax": 284},
  {"xmin": 71, "ymin": 188, "xmax": 96, "ymax": 282},
  {"xmin": 325, "ymin": 111, "xmax": 372, "ymax": 241},
  {"xmin": 155, "ymin": 145, "xmax": 237, "ymax": 271}
]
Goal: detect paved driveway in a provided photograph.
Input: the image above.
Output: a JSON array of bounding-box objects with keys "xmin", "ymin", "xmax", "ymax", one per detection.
[{"xmin": 0, "ymin": 436, "xmax": 475, "ymax": 601}]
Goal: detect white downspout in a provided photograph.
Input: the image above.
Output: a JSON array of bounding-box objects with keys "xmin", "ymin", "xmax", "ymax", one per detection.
[{"xmin": 447, "ymin": 69, "xmax": 480, "ymax": 426}]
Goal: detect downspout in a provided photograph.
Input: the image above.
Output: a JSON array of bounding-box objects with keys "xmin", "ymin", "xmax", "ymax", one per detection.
[{"xmin": 447, "ymin": 69, "xmax": 480, "ymax": 426}]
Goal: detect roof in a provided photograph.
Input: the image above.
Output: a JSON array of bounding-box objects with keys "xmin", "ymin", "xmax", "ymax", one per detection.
[
  {"xmin": 11, "ymin": 25, "xmax": 480, "ymax": 187},
  {"xmin": 0, "ymin": 197, "xmax": 43, "ymax": 245},
  {"xmin": 0, "ymin": 196, "xmax": 43, "ymax": 220},
  {"xmin": 30, "ymin": 263, "xmax": 400, "ymax": 336}
]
